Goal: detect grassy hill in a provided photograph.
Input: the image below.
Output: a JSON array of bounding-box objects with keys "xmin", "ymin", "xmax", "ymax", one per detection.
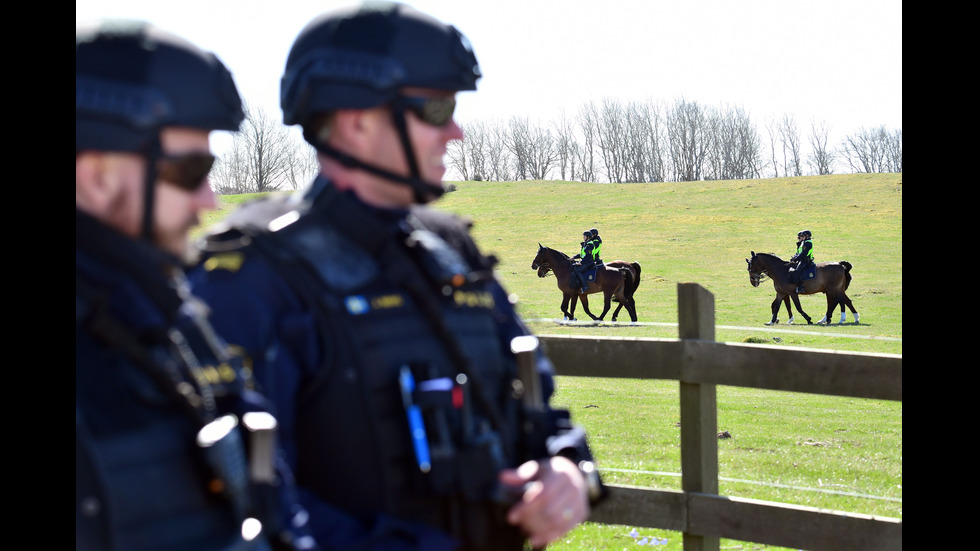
[
  {"xmin": 199, "ymin": 173, "xmax": 902, "ymax": 354},
  {"xmin": 435, "ymin": 173, "xmax": 902, "ymax": 354},
  {"xmin": 197, "ymin": 173, "xmax": 903, "ymax": 549}
]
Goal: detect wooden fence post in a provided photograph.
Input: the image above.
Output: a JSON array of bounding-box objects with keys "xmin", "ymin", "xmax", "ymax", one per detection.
[{"xmin": 677, "ymin": 283, "xmax": 720, "ymax": 551}]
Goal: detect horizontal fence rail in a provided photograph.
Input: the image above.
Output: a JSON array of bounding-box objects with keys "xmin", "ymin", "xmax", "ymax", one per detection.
[{"xmin": 537, "ymin": 283, "xmax": 902, "ymax": 551}]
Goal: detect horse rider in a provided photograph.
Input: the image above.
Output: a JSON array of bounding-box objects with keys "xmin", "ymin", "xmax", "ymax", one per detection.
[
  {"xmin": 789, "ymin": 229, "xmax": 814, "ymax": 293},
  {"xmin": 572, "ymin": 230, "xmax": 598, "ymax": 294},
  {"xmin": 589, "ymin": 228, "xmax": 602, "ymax": 264}
]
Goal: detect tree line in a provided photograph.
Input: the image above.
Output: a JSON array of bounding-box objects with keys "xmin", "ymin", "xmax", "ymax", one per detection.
[{"xmin": 211, "ymin": 97, "xmax": 902, "ymax": 193}]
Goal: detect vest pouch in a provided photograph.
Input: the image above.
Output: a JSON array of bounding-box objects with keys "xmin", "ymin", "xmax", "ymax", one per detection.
[
  {"xmin": 404, "ymin": 229, "xmax": 471, "ymax": 288},
  {"xmin": 456, "ymin": 430, "xmax": 507, "ymax": 501},
  {"xmin": 405, "ymin": 367, "xmax": 510, "ymax": 505},
  {"xmin": 197, "ymin": 414, "xmax": 250, "ymax": 521}
]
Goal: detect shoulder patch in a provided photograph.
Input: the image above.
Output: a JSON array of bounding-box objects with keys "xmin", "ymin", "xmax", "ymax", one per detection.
[{"xmin": 203, "ymin": 252, "xmax": 246, "ymax": 273}]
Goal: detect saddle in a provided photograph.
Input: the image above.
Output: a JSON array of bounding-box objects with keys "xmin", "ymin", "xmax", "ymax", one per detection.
[
  {"xmin": 789, "ymin": 263, "xmax": 816, "ymax": 281},
  {"xmin": 570, "ymin": 262, "xmax": 602, "ymax": 289}
]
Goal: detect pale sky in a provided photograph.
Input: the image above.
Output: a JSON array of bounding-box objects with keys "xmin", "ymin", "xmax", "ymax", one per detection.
[{"xmin": 76, "ymin": 0, "xmax": 902, "ymax": 154}]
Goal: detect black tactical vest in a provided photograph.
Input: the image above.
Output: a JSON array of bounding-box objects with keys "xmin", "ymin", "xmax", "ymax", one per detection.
[
  {"xmin": 76, "ymin": 273, "xmax": 271, "ymax": 551},
  {"xmin": 205, "ymin": 184, "xmax": 529, "ymax": 550}
]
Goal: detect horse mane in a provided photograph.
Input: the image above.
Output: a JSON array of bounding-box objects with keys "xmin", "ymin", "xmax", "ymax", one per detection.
[
  {"xmin": 542, "ymin": 245, "xmax": 571, "ymax": 260},
  {"xmin": 753, "ymin": 251, "xmax": 792, "ymax": 266}
]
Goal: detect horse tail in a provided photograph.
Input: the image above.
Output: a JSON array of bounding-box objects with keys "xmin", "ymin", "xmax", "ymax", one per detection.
[
  {"xmin": 840, "ymin": 261, "xmax": 853, "ymax": 291},
  {"xmin": 622, "ymin": 268, "xmax": 635, "ymax": 301},
  {"xmin": 630, "ymin": 262, "xmax": 641, "ymax": 294}
]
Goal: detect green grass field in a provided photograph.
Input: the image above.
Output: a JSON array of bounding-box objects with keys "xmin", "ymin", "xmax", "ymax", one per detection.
[{"xmin": 197, "ymin": 173, "xmax": 902, "ymax": 550}]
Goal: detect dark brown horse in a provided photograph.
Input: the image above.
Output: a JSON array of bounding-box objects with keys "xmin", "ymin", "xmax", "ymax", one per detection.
[
  {"xmin": 537, "ymin": 259, "xmax": 641, "ymax": 320},
  {"xmin": 746, "ymin": 251, "xmax": 859, "ymax": 325},
  {"xmin": 532, "ymin": 244, "xmax": 637, "ymax": 322},
  {"xmin": 576, "ymin": 259, "xmax": 641, "ymax": 322}
]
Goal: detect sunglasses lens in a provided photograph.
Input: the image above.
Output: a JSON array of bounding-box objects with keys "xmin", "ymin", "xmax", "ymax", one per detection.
[
  {"xmin": 156, "ymin": 152, "xmax": 216, "ymax": 191},
  {"xmin": 400, "ymin": 96, "xmax": 456, "ymax": 126}
]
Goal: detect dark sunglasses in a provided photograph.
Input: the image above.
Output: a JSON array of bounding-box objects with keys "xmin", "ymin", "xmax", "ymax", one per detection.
[
  {"xmin": 156, "ymin": 152, "xmax": 216, "ymax": 191},
  {"xmin": 394, "ymin": 95, "xmax": 457, "ymax": 127}
]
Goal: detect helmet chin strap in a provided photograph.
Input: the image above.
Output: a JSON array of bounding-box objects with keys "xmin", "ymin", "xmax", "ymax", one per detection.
[
  {"xmin": 141, "ymin": 136, "xmax": 162, "ymax": 242},
  {"xmin": 302, "ymin": 108, "xmax": 445, "ymax": 204}
]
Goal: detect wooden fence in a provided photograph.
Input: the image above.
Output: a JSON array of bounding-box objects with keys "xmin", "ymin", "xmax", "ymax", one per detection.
[{"xmin": 537, "ymin": 283, "xmax": 902, "ymax": 551}]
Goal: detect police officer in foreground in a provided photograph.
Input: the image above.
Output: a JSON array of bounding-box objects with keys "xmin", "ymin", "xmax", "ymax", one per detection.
[
  {"xmin": 76, "ymin": 19, "xmax": 317, "ymax": 551},
  {"xmin": 190, "ymin": 3, "xmax": 606, "ymax": 549},
  {"xmin": 789, "ymin": 229, "xmax": 814, "ymax": 293}
]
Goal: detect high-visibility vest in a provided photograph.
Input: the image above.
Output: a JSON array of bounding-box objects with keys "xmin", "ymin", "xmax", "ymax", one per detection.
[{"xmin": 796, "ymin": 239, "xmax": 813, "ymax": 262}]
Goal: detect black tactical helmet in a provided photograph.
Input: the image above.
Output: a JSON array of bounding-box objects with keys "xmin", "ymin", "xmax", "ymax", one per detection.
[
  {"xmin": 76, "ymin": 18, "xmax": 244, "ymax": 241},
  {"xmin": 281, "ymin": 1, "xmax": 480, "ymax": 127},
  {"xmin": 797, "ymin": 230, "xmax": 812, "ymax": 239},
  {"xmin": 76, "ymin": 19, "xmax": 244, "ymax": 153},
  {"xmin": 279, "ymin": 1, "xmax": 481, "ymax": 203},
  {"xmin": 590, "ymin": 228, "xmax": 599, "ymax": 237}
]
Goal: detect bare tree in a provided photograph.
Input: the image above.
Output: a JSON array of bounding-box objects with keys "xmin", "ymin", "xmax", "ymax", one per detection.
[
  {"xmin": 486, "ymin": 119, "xmax": 514, "ymax": 181},
  {"xmin": 884, "ymin": 127, "xmax": 902, "ymax": 173},
  {"xmin": 283, "ymin": 132, "xmax": 319, "ymax": 190},
  {"xmin": 211, "ymin": 103, "xmax": 315, "ymax": 194},
  {"xmin": 621, "ymin": 100, "xmax": 661, "ymax": 183},
  {"xmin": 444, "ymin": 96, "xmax": 901, "ymax": 183},
  {"xmin": 705, "ymin": 104, "xmax": 762, "ymax": 180},
  {"xmin": 640, "ymin": 100, "xmax": 667, "ymax": 183},
  {"xmin": 576, "ymin": 102, "xmax": 599, "ymax": 183},
  {"xmin": 446, "ymin": 134, "xmax": 468, "ymax": 181},
  {"xmin": 764, "ymin": 117, "xmax": 780, "ymax": 178},
  {"xmin": 524, "ymin": 122, "xmax": 559, "ymax": 180},
  {"xmin": 596, "ymin": 98, "xmax": 627, "ymax": 183},
  {"xmin": 666, "ymin": 98, "xmax": 709, "ymax": 182},
  {"xmin": 841, "ymin": 125, "xmax": 901, "ymax": 173},
  {"xmin": 504, "ymin": 116, "xmax": 531, "ymax": 180},
  {"xmin": 806, "ymin": 120, "xmax": 837, "ymax": 175},
  {"xmin": 778, "ymin": 114, "xmax": 802, "ymax": 177},
  {"xmin": 552, "ymin": 109, "xmax": 579, "ymax": 181}
]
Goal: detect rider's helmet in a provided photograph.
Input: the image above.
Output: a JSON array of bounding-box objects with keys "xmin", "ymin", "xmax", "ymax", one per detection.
[
  {"xmin": 280, "ymin": 1, "xmax": 481, "ymax": 203},
  {"xmin": 797, "ymin": 230, "xmax": 812, "ymax": 240},
  {"xmin": 76, "ymin": 18, "xmax": 244, "ymax": 240},
  {"xmin": 583, "ymin": 230, "xmax": 592, "ymax": 240},
  {"xmin": 590, "ymin": 228, "xmax": 599, "ymax": 238}
]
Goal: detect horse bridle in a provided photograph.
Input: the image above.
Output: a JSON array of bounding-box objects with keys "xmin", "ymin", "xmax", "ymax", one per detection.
[
  {"xmin": 747, "ymin": 256, "xmax": 768, "ymax": 285},
  {"xmin": 532, "ymin": 247, "xmax": 554, "ymax": 278}
]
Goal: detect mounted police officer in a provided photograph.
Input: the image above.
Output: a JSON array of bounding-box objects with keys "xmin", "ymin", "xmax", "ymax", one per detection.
[
  {"xmin": 189, "ymin": 3, "xmax": 605, "ymax": 550},
  {"xmin": 76, "ymin": 19, "xmax": 317, "ymax": 551},
  {"xmin": 589, "ymin": 228, "xmax": 602, "ymax": 264},
  {"xmin": 571, "ymin": 230, "xmax": 599, "ymax": 294},
  {"xmin": 789, "ymin": 229, "xmax": 815, "ymax": 293}
]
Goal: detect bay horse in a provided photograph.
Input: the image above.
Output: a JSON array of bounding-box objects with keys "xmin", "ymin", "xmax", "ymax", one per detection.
[
  {"xmin": 745, "ymin": 251, "xmax": 859, "ymax": 325},
  {"xmin": 538, "ymin": 259, "xmax": 641, "ymax": 320},
  {"xmin": 575, "ymin": 259, "xmax": 641, "ymax": 322},
  {"xmin": 531, "ymin": 244, "xmax": 638, "ymax": 322}
]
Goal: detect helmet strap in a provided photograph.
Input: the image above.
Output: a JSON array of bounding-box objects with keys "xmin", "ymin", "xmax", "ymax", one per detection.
[
  {"xmin": 302, "ymin": 112, "xmax": 446, "ymax": 205},
  {"xmin": 140, "ymin": 136, "xmax": 162, "ymax": 242},
  {"xmin": 389, "ymin": 107, "xmax": 428, "ymax": 204}
]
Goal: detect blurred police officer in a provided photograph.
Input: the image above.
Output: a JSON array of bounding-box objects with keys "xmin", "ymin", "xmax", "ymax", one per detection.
[
  {"xmin": 191, "ymin": 3, "xmax": 606, "ymax": 550},
  {"xmin": 76, "ymin": 19, "xmax": 317, "ymax": 551}
]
